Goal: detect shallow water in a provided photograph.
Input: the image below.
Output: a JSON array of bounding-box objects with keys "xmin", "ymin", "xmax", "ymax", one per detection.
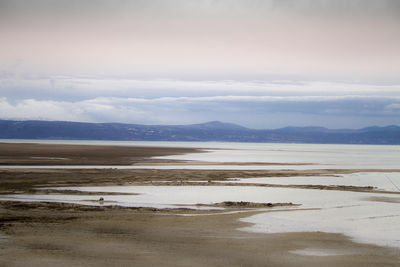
[
  {"xmin": 223, "ymin": 172, "xmax": 400, "ymax": 192},
  {"xmin": 290, "ymin": 248, "xmax": 355, "ymax": 256},
  {"xmin": 241, "ymin": 201, "xmax": 400, "ymax": 248},
  {"xmin": 0, "ymin": 164, "xmax": 319, "ymax": 170},
  {"xmin": 1, "ymin": 164, "xmax": 399, "ymax": 171},
  {"xmin": 156, "ymin": 144, "xmax": 400, "ymax": 169},
  {"xmin": 1, "ymin": 185, "xmax": 399, "ymax": 248},
  {"xmin": 2, "ymin": 140, "xmax": 399, "ymax": 170},
  {"xmin": 39, "ymin": 185, "xmax": 379, "ymax": 208},
  {"xmin": 1, "ymin": 185, "xmax": 383, "ymax": 209}
]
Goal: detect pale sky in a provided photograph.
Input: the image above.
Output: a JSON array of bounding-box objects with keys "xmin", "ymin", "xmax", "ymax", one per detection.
[{"xmin": 1, "ymin": 0, "xmax": 399, "ymax": 128}]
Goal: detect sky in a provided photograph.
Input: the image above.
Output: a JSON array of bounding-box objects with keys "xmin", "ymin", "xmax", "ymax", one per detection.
[{"xmin": 0, "ymin": 0, "xmax": 399, "ymax": 129}]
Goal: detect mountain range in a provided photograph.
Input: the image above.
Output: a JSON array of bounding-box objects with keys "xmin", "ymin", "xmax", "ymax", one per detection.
[{"xmin": 0, "ymin": 120, "xmax": 399, "ymax": 144}]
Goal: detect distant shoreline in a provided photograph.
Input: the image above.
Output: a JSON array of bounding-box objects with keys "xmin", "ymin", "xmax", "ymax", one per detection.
[
  {"xmin": 1, "ymin": 119, "xmax": 399, "ymax": 145},
  {"xmin": 1, "ymin": 138, "xmax": 399, "ymax": 147}
]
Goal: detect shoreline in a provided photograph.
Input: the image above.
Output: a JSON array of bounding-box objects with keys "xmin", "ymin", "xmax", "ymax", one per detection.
[
  {"xmin": 0, "ymin": 142, "xmax": 204, "ymax": 166},
  {"xmin": 1, "ymin": 142, "xmax": 400, "ymax": 266},
  {"xmin": 2, "ymin": 168, "xmax": 400, "ymax": 195},
  {"xmin": 1, "ymin": 200, "xmax": 399, "ymax": 267}
]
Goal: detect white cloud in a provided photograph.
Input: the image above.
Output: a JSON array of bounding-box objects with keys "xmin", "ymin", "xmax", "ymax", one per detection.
[
  {"xmin": 2, "ymin": 75, "xmax": 400, "ymax": 102},
  {"xmin": 85, "ymin": 95, "xmax": 400, "ymax": 104},
  {"xmin": 1, "ymin": 96, "xmax": 399, "ymax": 129},
  {"xmin": 0, "ymin": 97, "xmax": 87, "ymax": 122}
]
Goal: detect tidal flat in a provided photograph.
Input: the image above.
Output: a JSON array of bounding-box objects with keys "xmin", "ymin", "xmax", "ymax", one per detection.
[{"xmin": 0, "ymin": 141, "xmax": 399, "ymax": 266}]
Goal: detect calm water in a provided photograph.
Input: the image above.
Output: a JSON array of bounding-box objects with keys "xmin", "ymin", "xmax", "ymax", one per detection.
[
  {"xmin": 1, "ymin": 185, "xmax": 400, "ymax": 247},
  {"xmin": 223, "ymin": 172, "xmax": 400, "ymax": 192},
  {"xmin": 155, "ymin": 143, "xmax": 400, "ymax": 169}
]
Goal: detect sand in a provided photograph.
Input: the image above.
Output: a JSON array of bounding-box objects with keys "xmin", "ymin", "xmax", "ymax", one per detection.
[
  {"xmin": 0, "ymin": 142, "xmax": 201, "ymax": 165},
  {"xmin": 1, "ymin": 201, "xmax": 399, "ymax": 267},
  {"xmin": 0, "ymin": 143, "xmax": 399, "ymax": 266}
]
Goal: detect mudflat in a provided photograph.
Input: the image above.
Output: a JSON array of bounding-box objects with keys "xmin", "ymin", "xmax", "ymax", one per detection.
[
  {"xmin": 0, "ymin": 142, "xmax": 201, "ymax": 165},
  {"xmin": 1, "ymin": 201, "xmax": 399, "ymax": 267},
  {"xmin": 0, "ymin": 143, "xmax": 399, "ymax": 266},
  {"xmin": 1, "ymin": 167, "xmax": 398, "ymax": 195}
]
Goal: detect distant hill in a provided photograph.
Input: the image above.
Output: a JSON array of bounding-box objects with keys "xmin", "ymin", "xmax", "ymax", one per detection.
[{"xmin": 0, "ymin": 120, "xmax": 399, "ymax": 144}]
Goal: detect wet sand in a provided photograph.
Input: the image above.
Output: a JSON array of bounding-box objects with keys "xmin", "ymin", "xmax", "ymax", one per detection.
[
  {"xmin": 1, "ymin": 168, "xmax": 399, "ymax": 195},
  {"xmin": 1, "ymin": 143, "xmax": 399, "ymax": 266},
  {"xmin": 0, "ymin": 142, "xmax": 202, "ymax": 166},
  {"xmin": 0, "ymin": 142, "xmax": 316, "ymax": 166},
  {"xmin": 0, "ymin": 201, "xmax": 399, "ymax": 267}
]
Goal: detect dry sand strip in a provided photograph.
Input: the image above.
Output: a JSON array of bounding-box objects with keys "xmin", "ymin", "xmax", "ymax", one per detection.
[{"xmin": 0, "ymin": 201, "xmax": 399, "ymax": 267}]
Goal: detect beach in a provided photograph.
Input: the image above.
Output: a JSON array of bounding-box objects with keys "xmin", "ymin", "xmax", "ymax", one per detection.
[{"xmin": 0, "ymin": 142, "xmax": 399, "ymax": 266}]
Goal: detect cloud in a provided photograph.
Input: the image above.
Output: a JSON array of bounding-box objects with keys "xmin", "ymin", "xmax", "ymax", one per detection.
[
  {"xmin": 0, "ymin": 97, "xmax": 152, "ymax": 124},
  {"xmin": 1, "ymin": 0, "xmax": 399, "ymax": 18},
  {"xmin": 1, "ymin": 1, "xmax": 399, "ymax": 128},
  {"xmin": 1, "ymin": 1, "xmax": 399, "ymax": 80},
  {"xmin": 89, "ymin": 95, "xmax": 400, "ymax": 104},
  {"xmin": 0, "ymin": 97, "xmax": 87, "ymax": 122},
  {"xmin": 1, "ymin": 96, "xmax": 399, "ymax": 129},
  {"xmin": 1, "ymin": 75, "xmax": 400, "ymax": 128},
  {"xmin": 2, "ymin": 75, "xmax": 400, "ymax": 102},
  {"xmin": 386, "ymin": 103, "xmax": 400, "ymax": 110}
]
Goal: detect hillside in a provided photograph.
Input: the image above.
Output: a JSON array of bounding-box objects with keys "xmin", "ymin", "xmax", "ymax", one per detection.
[{"xmin": 0, "ymin": 120, "xmax": 399, "ymax": 144}]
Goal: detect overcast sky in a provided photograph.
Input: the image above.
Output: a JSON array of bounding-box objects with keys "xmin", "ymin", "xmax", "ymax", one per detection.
[{"xmin": 1, "ymin": 0, "xmax": 399, "ymax": 129}]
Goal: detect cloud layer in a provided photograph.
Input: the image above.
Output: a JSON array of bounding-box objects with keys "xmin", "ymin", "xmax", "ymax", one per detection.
[
  {"xmin": 1, "ymin": 92, "xmax": 399, "ymax": 128},
  {"xmin": 0, "ymin": 1, "xmax": 399, "ymax": 128},
  {"xmin": 1, "ymin": 0, "xmax": 399, "ymax": 80}
]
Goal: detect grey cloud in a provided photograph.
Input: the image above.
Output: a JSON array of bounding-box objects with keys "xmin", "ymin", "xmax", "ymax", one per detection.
[
  {"xmin": 1, "ymin": 0, "xmax": 399, "ymax": 128},
  {"xmin": 1, "ymin": 96, "xmax": 399, "ymax": 129},
  {"xmin": 1, "ymin": 0, "xmax": 399, "ymax": 84},
  {"xmin": 264, "ymin": 0, "xmax": 400, "ymax": 17},
  {"xmin": 386, "ymin": 103, "xmax": 400, "ymax": 110},
  {"xmin": 1, "ymin": 0, "xmax": 399, "ymax": 19},
  {"xmin": 2, "ymin": 75, "xmax": 400, "ymax": 102}
]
